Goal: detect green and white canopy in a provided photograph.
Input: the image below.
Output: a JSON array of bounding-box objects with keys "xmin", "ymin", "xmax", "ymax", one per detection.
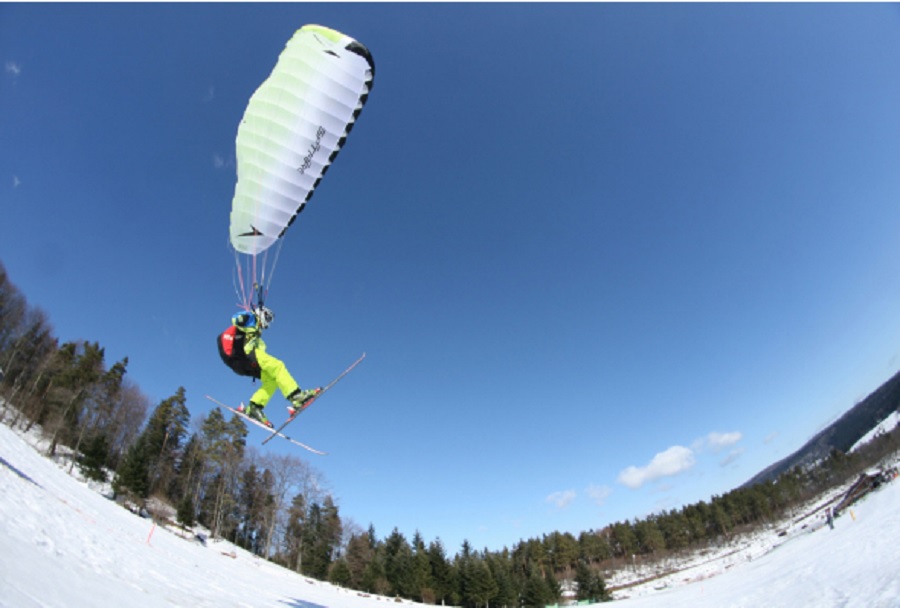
[{"xmin": 230, "ymin": 24, "xmax": 375, "ymax": 256}]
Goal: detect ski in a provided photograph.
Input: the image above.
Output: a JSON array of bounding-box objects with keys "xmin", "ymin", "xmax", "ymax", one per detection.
[
  {"xmin": 262, "ymin": 352, "xmax": 366, "ymax": 445},
  {"xmin": 204, "ymin": 395, "xmax": 327, "ymax": 455}
]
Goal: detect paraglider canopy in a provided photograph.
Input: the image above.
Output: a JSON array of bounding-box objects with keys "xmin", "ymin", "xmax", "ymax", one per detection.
[{"xmin": 229, "ymin": 24, "xmax": 375, "ymax": 309}]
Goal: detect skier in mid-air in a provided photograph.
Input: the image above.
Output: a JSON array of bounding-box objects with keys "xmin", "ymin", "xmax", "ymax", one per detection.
[{"xmin": 217, "ymin": 306, "xmax": 320, "ymax": 428}]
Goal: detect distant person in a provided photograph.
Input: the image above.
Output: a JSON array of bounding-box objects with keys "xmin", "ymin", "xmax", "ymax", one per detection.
[{"xmin": 217, "ymin": 306, "xmax": 320, "ymax": 427}]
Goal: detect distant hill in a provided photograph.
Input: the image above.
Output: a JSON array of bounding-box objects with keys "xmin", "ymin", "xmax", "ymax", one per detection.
[{"xmin": 743, "ymin": 368, "xmax": 900, "ymax": 487}]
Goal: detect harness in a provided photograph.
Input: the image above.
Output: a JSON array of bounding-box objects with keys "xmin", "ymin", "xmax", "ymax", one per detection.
[{"xmin": 217, "ymin": 325, "xmax": 261, "ymax": 379}]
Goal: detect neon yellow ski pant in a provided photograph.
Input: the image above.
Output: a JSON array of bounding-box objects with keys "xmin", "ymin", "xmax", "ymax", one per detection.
[{"xmin": 249, "ymin": 345, "xmax": 300, "ymax": 408}]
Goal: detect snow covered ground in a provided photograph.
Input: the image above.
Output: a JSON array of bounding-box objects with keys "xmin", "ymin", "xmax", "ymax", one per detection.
[
  {"xmin": 851, "ymin": 410, "xmax": 900, "ymax": 453},
  {"xmin": 0, "ymin": 420, "xmax": 430, "ymax": 608},
  {"xmin": 608, "ymin": 476, "xmax": 900, "ymax": 607},
  {"xmin": 1, "ymin": 418, "xmax": 899, "ymax": 607}
]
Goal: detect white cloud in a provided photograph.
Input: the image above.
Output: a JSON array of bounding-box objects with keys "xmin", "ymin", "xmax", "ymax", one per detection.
[
  {"xmin": 706, "ymin": 431, "xmax": 742, "ymax": 453},
  {"xmin": 203, "ymin": 85, "xmax": 215, "ymax": 103},
  {"xmin": 617, "ymin": 445, "xmax": 696, "ymax": 489},
  {"xmin": 12, "ymin": 175, "xmax": 21, "ymax": 188},
  {"xmin": 719, "ymin": 447, "xmax": 745, "ymax": 467},
  {"xmin": 5, "ymin": 60, "xmax": 21, "ymax": 77},
  {"xmin": 586, "ymin": 484, "xmax": 612, "ymax": 507},
  {"xmin": 546, "ymin": 490, "xmax": 576, "ymax": 509}
]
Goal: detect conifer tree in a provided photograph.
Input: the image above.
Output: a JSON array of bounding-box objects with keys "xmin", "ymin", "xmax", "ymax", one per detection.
[
  {"xmin": 362, "ymin": 546, "xmax": 388, "ymax": 596},
  {"xmin": 578, "ymin": 530, "xmax": 613, "ymax": 566},
  {"xmin": 302, "ymin": 502, "xmax": 331, "ymax": 579},
  {"xmin": 656, "ymin": 510, "xmax": 690, "ymax": 552},
  {"xmin": 0, "ymin": 261, "xmax": 26, "ymax": 359},
  {"xmin": 284, "ymin": 492, "xmax": 308, "ymax": 573},
  {"xmin": 426, "ymin": 539, "xmax": 455, "ymax": 605},
  {"xmin": 344, "ymin": 528, "xmax": 377, "ymax": 591},
  {"xmin": 170, "ymin": 434, "xmax": 206, "ymax": 520},
  {"xmin": 710, "ymin": 500, "xmax": 733, "ymax": 539},
  {"xmin": 546, "ymin": 531, "xmax": 579, "ymax": 576},
  {"xmin": 77, "ymin": 433, "xmax": 110, "ymax": 482},
  {"xmin": 634, "ymin": 518, "xmax": 666, "ymax": 555},
  {"xmin": 383, "ymin": 528, "xmax": 416, "ymax": 597},
  {"xmin": 143, "ymin": 387, "xmax": 190, "ymax": 497},
  {"xmin": 112, "ymin": 388, "xmax": 190, "ymax": 504},
  {"xmin": 521, "ymin": 563, "xmax": 555, "ymax": 608},
  {"xmin": 113, "ymin": 434, "xmax": 151, "ymax": 500},
  {"xmin": 461, "ymin": 556, "xmax": 498, "ymax": 608},
  {"xmin": 575, "ymin": 561, "xmax": 610, "ymax": 603},
  {"xmin": 486, "ymin": 552, "xmax": 516, "ymax": 607},
  {"xmin": 411, "ymin": 531, "xmax": 433, "ymax": 603},
  {"xmin": 177, "ymin": 493, "xmax": 196, "ymax": 530},
  {"xmin": 328, "ymin": 558, "xmax": 352, "ymax": 588},
  {"xmin": 44, "ymin": 341, "xmax": 105, "ymax": 457},
  {"xmin": 237, "ymin": 464, "xmax": 275, "ymax": 555},
  {"xmin": 609, "ymin": 521, "xmax": 638, "ymax": 559},
  {"xmin": 70, "ymin": 356, "xmax": 128, "ymax": 475},
  {"xmin": 318, "ymin": 496, "xmax": 343, "ymax": 571}
]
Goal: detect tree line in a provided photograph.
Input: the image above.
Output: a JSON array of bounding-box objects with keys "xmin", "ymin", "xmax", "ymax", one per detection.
[{"xmin": 2, "ymin": 259, "xmax": 898, "ymax": 607}]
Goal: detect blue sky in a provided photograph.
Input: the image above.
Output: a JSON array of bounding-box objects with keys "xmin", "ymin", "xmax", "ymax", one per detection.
[{"xmin": 3, "ymin": 3, "xmax": 900, "ymax": 554}]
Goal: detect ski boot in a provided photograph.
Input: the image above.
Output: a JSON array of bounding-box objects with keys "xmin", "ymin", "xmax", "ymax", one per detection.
[
  {"xmin": 286, "ymin": 388, "xmax": 322, "ymax": 418},
  {"xmin": 238, "ymin": 402, "xmax": 273, "ymax": 428}
]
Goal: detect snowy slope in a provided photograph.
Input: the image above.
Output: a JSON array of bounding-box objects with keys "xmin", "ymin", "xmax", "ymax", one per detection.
[
  {"xmin": 613, "ymin": 476, "xmax": 900, "ymax": 608},
  {"xmin": 1, "ymin": 419, "xmax": 899, "ymax": 607},
  {"xmin": 0, "ymin": 421, "xmax": 427, "ymax": 608},
  {"xmin": 850, "ymin": 410, "xmax": 900, "ymax": 453}
]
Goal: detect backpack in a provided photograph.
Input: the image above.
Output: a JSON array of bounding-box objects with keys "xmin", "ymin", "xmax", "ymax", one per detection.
[{"xmin": 217, "ymin": 325, "xmax": 261, "ymax": 379}]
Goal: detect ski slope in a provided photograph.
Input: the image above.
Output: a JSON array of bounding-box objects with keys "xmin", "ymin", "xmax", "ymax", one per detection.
[
  {"xmin": 1, "ymin": 419, "xmax": 898, "ymax": 607},
  {"xmin": 616, "ymin": 474, "xmax": 900, "ymax": 608},
  {"xmin": 0, "ymin": 420, "xmax": 426, "ymax": 608}
]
